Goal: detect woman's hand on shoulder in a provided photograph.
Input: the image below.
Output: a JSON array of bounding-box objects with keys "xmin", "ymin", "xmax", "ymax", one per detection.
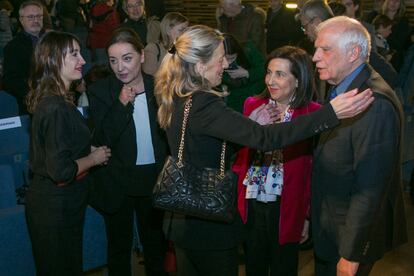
[{"xmin": 330, "ymin": 88, "xmax": 374, "ymax": 119}]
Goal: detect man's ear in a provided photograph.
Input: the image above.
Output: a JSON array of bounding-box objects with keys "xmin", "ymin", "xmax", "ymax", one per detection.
[{"xmin": 349, "ymin": 45, "xmax": 361, "ymax": 62}]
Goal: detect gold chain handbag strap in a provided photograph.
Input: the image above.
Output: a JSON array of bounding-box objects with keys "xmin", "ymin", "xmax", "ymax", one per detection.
[{"xmin": 177, "ymin": 97, "xmax": 226, "ymax": 179}]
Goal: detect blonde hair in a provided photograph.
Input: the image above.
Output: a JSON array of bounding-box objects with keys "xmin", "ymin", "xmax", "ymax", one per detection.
[
  {"xmin": 155, "ymin": 25, "xmax": 224, "ymax": 129},
  {"xmin": 160, "ymin": 12, "xmax": 189, "ymax": 49},
  {"xmin": 382, "ymin": 0, "xmax": 406, "ymax": 19}
]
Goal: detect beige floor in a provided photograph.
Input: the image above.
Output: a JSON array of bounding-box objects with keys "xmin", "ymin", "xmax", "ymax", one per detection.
[{"xmin": 86, "ymin": 193, "xmax": 414, "ymax": 276}]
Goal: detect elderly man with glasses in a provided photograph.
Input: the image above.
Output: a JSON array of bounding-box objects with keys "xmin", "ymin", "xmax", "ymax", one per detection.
[
  {"xmin": 3, "ymin": 0, "xmax": 45, "ymax": 115},
  {"xmin": 120, "ymin": 0, "xmax": 160, "ymax": 45},
  {"xmin": 296, "ymin": 0, "xmax": 397, "ymax": 98}
]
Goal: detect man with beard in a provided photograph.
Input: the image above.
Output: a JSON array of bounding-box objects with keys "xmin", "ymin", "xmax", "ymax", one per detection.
[{"xmin": 3, "ymin": 0, "xmax": 44, "ymax": 115}]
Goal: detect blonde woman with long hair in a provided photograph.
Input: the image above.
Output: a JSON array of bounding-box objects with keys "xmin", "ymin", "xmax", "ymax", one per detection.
[{"xmin": 143, "ymin": 12, "xmax": 188, "ymax": 75}]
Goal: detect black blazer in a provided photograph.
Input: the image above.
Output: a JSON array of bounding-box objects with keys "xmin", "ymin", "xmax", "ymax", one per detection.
[
  {"xmin": 88, "ymin": 73, "xmax": 168, "ymax": 213},
  {"xmin": 166, "ymin": 91, "xmax": 340, "ymax": 250},
  {"xmin": 3, "ymin": 32, "xmax": 34, "ymax": 115},
  {"xmin": 312, "ymin": 65, "xmax": 407, "ymax": 263}
]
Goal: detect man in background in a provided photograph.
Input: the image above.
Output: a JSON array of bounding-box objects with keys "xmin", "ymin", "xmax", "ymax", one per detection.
[
  {"xmin": 266, "ymin": 0, "xmax": 303, "ymax": 54},
  {"xmin": 217, "ymin": 0, "xmax": 266, "ymax": 54},
  {"xmin": 3, "ymin": 0, "xmax": 44, "ymax": 114}
]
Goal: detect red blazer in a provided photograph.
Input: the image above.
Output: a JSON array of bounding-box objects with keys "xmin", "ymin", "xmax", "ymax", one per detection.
[{"xmin": 232, "ymin": 96, "xmax": 320, "ymax": 244}]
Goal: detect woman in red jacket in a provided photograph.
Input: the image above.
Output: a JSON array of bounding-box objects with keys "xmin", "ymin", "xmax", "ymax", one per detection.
[
  {"xmin": 233, "ymin": 46, "xmax": 320, "ymax": 276},
  {"xmin": 88, "ymin": 0, "xmax": 120, "ymax": 64}
]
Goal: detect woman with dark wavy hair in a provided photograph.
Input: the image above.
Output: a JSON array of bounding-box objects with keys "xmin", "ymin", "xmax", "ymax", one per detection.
[{"xmin": 25, "ymin": 31, "xmax": 111, "ymax": 276}]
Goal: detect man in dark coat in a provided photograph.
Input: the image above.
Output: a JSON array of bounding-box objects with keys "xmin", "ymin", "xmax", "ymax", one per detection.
[
  {"xmin": 3, "ymin": 0, "xmax": 44, "ymax": 115},
  {"xmin": 265, "ymin": 0, "xmax": 303, "ymax": 54},
  {"xmin": 217, "ymin": 0, "xmax": 266, "ymax": 54},
  {"xmin": 311, "ymin": 16, "xmax": 407, "ymax": 276}
]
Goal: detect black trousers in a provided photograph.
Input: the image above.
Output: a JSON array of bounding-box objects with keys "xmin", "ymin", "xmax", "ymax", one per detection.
[
  {"xmin": 25, "ymin": 176, "xmax": 89, "ymax": 276},
  {"xmin": 315, "ymin": 255, "xmax": 375, "ymax": 276},
  {"xmin": 175, "ymin": 245, "xmax": 238, "ymax": 276},
  {"xmin": 245, "ymin": 200, "xmax": 299, "ymax": 276},
  {"xmin": 104, "ymin": 195, "xmax": 167, "ymax": 276}
]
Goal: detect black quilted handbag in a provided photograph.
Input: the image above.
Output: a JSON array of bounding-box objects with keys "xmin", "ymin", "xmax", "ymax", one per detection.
[{"xmin": 153, "ymin": 98, "xmax": 235, "ymax": 222}]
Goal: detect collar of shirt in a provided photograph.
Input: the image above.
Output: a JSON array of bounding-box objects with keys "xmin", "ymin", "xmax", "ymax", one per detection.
[
  {"xmin": 23, "ymin": 30, "xmax": 42, "ymax": 46},
  {"xmin": 335, "ymin": 63, "xmax": 366, "ymax": 96}
]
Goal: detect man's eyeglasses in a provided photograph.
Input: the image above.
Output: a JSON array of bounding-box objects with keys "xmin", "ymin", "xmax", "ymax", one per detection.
[
  {"xmin": 21, "ymin": 14, "xmax": 43, "ymax": 21},
  {"xmin": 301, "ymin": 17, "xmax": 316, "ymax": 32}
]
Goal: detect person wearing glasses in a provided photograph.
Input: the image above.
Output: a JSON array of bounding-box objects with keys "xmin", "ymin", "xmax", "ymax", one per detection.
[
  {"xmin": 121, "ymin": 0, "xmax": 160, "ymax": 46},
  {"xmin": 3, "ymin": 0, "xmax": 44, "ymax": 115},
  {"xmin": 296, "ymin": 0, "xmax": 397, "ymax": 96}
]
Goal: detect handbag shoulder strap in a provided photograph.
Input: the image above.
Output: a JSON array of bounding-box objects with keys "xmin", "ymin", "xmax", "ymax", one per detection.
[
  {"xmin": 177, "ymin": 97, "xmax": 227, "ymax": 179},
  {"xmin": 176, "ymin": 98, "xmax": 192, "ymax": 168}
]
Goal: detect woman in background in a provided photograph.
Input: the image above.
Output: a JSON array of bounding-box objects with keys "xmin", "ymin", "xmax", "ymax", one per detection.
[
  {"xmin": 381, "ymin": 0, "xmax": 412, "ymax": 71},
  {"xmin": 25, "ymin": 31, "xmax": 111, "ymax": 276},
  {"xmin": 233, "ymin": 46, "xmax": 319, "ymax": 276},
  {"xmin": 155, "ymin": 25, "xmax": 373, "ymax": 276},
  {"xmin": 88, "ymin": 0, "xmax": 120, "ymax": 64},
  {"xmin": 221, "ymin": 33, "xmax": 265, "ymax": 113},
  {"xmin": 143, "ymin": 11, "xmax": 188, "ymax": 76}
]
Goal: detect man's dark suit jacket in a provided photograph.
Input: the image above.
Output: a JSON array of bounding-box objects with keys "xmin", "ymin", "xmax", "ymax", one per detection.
[
  {"xmin": 312, "ymin": 65, "xmax": 407, "ymax": 264},
  {"xmin": 3, "ymin": 32, "xmax": 34, "ymax": 115},
  {"xmin": 88, "ymin": 73, "xmax": 168, "ymax": 214}
]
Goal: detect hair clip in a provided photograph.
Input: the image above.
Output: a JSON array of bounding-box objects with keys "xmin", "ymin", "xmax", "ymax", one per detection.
[{"xmin": 168, "ymin": 44, "xmax": 176, "ymax": 54}]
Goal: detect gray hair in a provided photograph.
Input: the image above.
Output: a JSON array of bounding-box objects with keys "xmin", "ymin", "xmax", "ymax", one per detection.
[
  {"xmin": 19, "ymin": 0, "xmax": 43, "ymax": 16},
  {"xmin": 316, "ymin": 16, "xmax": 371, "ymax": 62},
  {"xmin": 299, "ymin": 0, "xmax": 334, "ymax": 22}
]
